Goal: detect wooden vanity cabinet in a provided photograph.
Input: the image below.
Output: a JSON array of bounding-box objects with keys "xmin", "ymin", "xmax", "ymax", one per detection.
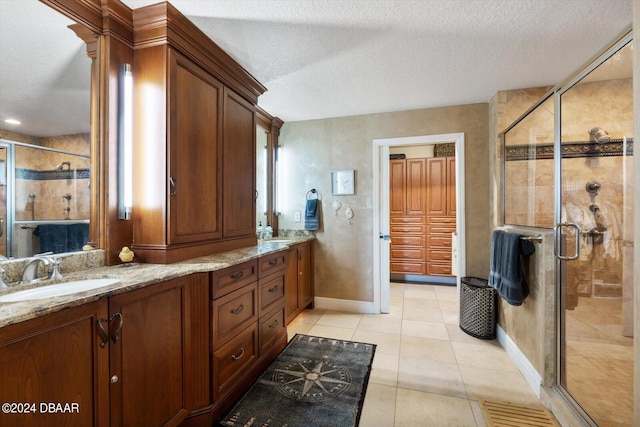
[
  {"xmin": 108, "ymin": 273, "xmax": 209, "ymax": 427},
  {"xmin": 0, "ymin": 300, "xmax": 110, "ymax": 427},
  {"xmin": 0, "ymin": 273, "xmax": 210, "ymax": 427},
  {"xmin": 209, "ymin": 252, "xmax": 287, "ymax": 421},
  {"xmin": 285, "ymin": 241, "xmax": 315, "ymax": 324},
  {"xmin": 131, "ymin": 3, "xmax": 265, "ymax": 264}
]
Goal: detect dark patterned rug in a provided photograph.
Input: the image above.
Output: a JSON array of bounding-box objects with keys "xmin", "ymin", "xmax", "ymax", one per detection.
[{"xmin": 219, "ymin": 334, "xmax": 376, "ymax": 427}]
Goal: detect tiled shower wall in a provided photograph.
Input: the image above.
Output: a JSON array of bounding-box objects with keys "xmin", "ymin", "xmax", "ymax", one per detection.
[{"xmin": 15, "ymin": 133, "xmax": 90, "ymax": 221}]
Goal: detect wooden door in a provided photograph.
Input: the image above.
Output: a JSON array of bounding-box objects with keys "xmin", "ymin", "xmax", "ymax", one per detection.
[
  {"xmin": 406, "ymin": 158, "xmax": 426, "ymax": 215},
  {"xmin": 108, "ymin": 275, "xmax": 208, "ymax": 427},
  {"xmin": 297, "ymin": 242, "xmax": 313, "ymax": 309},
  {"xmin": 168, "ymin": 50, "xmax": 223, "ymax": 245},
  {"xmin": 426, "ymin": 157, "xmax": 447, "ymax": 216},
  {"xmin": 447, "ymin": 156, "xmax": 456, "ymax": 215},
  {"xmin": 0, "ymin": 300, "xmax": 109, "ymax": 427},
  {"xmin": 223, "ymin": 88, "xmax": 256, "ymax": 237},
  {"xmin": 389, "ymin": 159, "xmax": 406, "ymax": 216}
]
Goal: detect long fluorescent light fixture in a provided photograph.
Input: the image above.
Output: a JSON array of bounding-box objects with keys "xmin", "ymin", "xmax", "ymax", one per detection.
[
  {"xmin": 118, "ymin": 63, "xmax": 133, "ymax": 220},
  {"xmin": 275, "ymin": 144, "xmax": 282, "ymax": 216}
]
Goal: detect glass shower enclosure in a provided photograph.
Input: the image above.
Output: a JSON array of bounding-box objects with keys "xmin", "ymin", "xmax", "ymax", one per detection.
[
  {"xmin": 503, "ymin": 32, "xmax": 633, "ymax": 427},
  {"xmin": 0, "ymin": 139, "xmax": 90, "ymax": 258}
]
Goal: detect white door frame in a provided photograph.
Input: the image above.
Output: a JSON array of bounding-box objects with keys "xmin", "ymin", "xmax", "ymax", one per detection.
[{"xmin": 373, "ymin": 133, "xmax": 466, "ymax": 313}]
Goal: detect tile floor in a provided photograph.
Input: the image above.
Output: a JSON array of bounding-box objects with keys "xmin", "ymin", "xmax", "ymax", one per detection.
[{"xmin": 286, "ymin": 282, "xmax": 542, "ymax": 426}]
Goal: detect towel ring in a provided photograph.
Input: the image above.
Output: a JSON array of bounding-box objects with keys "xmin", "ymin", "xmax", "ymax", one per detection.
[{"xmin": 306, "ymin": 189, "xmax": 320, "ymax": 200}]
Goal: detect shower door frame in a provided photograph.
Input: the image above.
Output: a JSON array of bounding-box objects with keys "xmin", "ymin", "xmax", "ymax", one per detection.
[
  {"xmin": 0, "ymin": 142, "xmax": 15, "ymax": 258},
  {"xmin": 552, "ymin": 30, "xmax": 633, "ymax": 426}
]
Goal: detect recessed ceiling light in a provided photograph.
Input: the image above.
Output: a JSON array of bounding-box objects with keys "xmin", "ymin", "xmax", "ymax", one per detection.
[{"xmin": 4, "ymin": 118, "xmax": 21, "ymax": 125}]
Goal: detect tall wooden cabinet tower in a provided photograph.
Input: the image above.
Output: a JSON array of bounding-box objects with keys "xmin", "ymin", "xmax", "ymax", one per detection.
[
  {"xmin": 131, "ymin": 3, "xmax": 265, "ymax": 263},
  {"xmin": 390, "ymin": 155, "xmax": 456, "ymax": 281}
]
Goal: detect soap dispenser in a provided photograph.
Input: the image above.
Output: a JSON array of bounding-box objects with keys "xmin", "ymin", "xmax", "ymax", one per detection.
[
  {"xmin": 257, "ymin": 221, "xmax": 264, "ymax": 240},
  {"xmin": 265, "ymin": 224, "xmax": 273, "ymax": 240}
]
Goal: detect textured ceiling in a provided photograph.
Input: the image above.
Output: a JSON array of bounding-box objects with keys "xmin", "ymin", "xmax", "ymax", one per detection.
[{"xmin": 0, "ymin": 0, "xmax": 633, "ymax": 137}]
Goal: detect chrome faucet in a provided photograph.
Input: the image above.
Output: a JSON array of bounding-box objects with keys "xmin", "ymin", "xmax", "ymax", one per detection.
[{"xmin": 20, "ymin": 253, "xmax": 62, "ymax": 284}]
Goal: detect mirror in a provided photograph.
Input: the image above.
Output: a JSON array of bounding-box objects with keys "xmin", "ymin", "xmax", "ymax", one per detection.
[
  {"xmin": 0, "ymin": 0, "xmax": 93, "ymax": 257},
  {"xmin": 256, "ymin": 109, "xmax": 283, "ymax": 237}
]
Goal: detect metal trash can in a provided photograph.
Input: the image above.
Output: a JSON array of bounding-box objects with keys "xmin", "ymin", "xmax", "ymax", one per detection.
[{"xmin": 459, "ymin": 277, "xmax": 497, "ymax": 339}]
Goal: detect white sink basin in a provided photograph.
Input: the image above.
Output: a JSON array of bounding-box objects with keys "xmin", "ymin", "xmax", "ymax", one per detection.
[{"xmin": 0, "ymin": 278, "xmax": 121, "ymax": 303}]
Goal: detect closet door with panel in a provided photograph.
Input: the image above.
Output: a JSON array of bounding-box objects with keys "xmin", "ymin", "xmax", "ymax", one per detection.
[
  {"xmin": 169, "ymin": 49, "xmax": 223, "ymax": 244},
  {"xmin": 222, "ymin": 88, "xmax": 256, "ymax": 238}
]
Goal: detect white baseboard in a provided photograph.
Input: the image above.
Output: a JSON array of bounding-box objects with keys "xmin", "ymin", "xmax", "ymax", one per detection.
[
  {"xmin": 496, "ymin": 325, "xmax": 542, "ymax": 397},
  {"xmin": 313, "ymin": 297, "xmax": 377, "ymax": 314}
]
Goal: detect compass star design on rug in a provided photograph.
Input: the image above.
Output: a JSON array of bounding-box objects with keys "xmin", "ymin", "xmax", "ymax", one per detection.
[{"xmin": 273, "ymin": 355, "xmax": 352, "ymax": 402}]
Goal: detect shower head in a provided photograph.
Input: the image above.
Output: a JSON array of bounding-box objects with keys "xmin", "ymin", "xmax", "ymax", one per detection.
[
  {"xmin": 589, "ymin": 127, "xmax": 611, "ymax": 144},
  {"xmin": 585, "ymin": 180, "xmax": 601, "ymax": 197},
  {"xmin": 55, "ymin": 161, "xmax": 71, "ymax": 171}
]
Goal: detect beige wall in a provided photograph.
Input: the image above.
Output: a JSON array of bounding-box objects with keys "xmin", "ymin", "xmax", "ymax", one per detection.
[{"xmin": 279, "ymin": 103, "xmax": 489, "ymax": 303}]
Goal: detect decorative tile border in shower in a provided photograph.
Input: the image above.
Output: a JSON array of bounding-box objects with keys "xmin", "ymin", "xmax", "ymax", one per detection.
[
  {"xmin": 16, "ymin": 168, "xmax": 91, "ymax": 180},
  {"xmin": 506, "ymin": 138, "xmax": 633, "ymax": 161}
]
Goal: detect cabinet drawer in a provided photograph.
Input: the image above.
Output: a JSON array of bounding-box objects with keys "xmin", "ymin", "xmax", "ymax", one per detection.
[
  {"xmin": 390, "ymin": 248, "xmax": 424, "ymax": 260},
  {"xmin": 427, "ymin": 235, "xmax": 452, "ymax": 248},
  {"xmin": 259, "ymin": 273, "xmax": 285, "ymax": 315},
  {"xmin": 390, "ymin": 261, "xmax": 424, "ymax": 274},
  {"xmin": 259, "ymin": 251, "xmax": 287, "ymax": 276},
  {"xmin": 212, "ymin": 323, "xmax": 258, "ymax": 400},
  {"xmin": 428, "ymin": 216, "xmax": 456, "ymax": 225},
  {"xmin": 426, "ymin": 262, "xmax": 452, "ymax": 276},
  {"xmin": 428, "ymin": 225, "xmax": 456, "ymax": 234},
  {"xmin": 212, "ymin": 283, "xmax": 258, "ymax": 348},
  {"xmin": 390, "ymin": 216, "xmax": 424, "ymax": 224},
  {"xmin": 211, "ymin": 260, "xmax": 258, "ymax": 299},
  {"xmin": 390, "ymin": 235, "xmax": 425, "ymax": 247},
  {"xmin": 259, "ymin": 305, "xmax": 286, "ymax": 356},
  {"xmin": 390, "ymin": 224, "xmax": 425, "ymax": 234},
  {"xmin": 427, "ymin": 249, "xmax": 452, "ymax": 261}
]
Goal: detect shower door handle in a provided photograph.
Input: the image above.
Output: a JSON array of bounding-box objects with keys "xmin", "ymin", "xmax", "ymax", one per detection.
[
  {"xmin": 553, "ymin": 222, "xmax": 580, "ymax": 261},
  {"xmin": 0, "ymin": 217, "xmax": 3, "ymax": 237}
]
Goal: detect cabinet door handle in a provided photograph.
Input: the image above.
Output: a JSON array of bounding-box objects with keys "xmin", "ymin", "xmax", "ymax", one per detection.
[
  {"xmin": 268, "ymin": 259, "xmax": 278, "ymax": 266},
  {"xmin": 169, "ymin": 177, "xmax": 177, "ymax": 196},
  {"xmin": 230, "ymin": 271, "xmax": 244, "ymax": 279},
  {"xmin": 231, "ymin": 347, "xmax": 245, "ymax": 361},
  {"xmin": 231, "ymin": 304, "xmax": 244, "ymax": 315},
  {"xmin": 269, "ymin": 319, "xmax": 279, "ymax": 329},
  {"xmin": 110, "ymin": 313, "xmax": 124, "ymax": 344},
  {"xmin": 268, "ymin": 285, "xmax": 279, "ymax": 293},
  {"xmin": 97, "ymin": 313, "xmax": 124, "ymax": 347},
  {"xmin": 97, "ymin": 318, "xmax": 110, "ymax": 348}
]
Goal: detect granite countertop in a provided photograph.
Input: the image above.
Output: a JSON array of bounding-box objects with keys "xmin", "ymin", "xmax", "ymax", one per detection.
[{"xmin": 0, "ymin": 236, "xmax": 314, "ymax": 329}]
